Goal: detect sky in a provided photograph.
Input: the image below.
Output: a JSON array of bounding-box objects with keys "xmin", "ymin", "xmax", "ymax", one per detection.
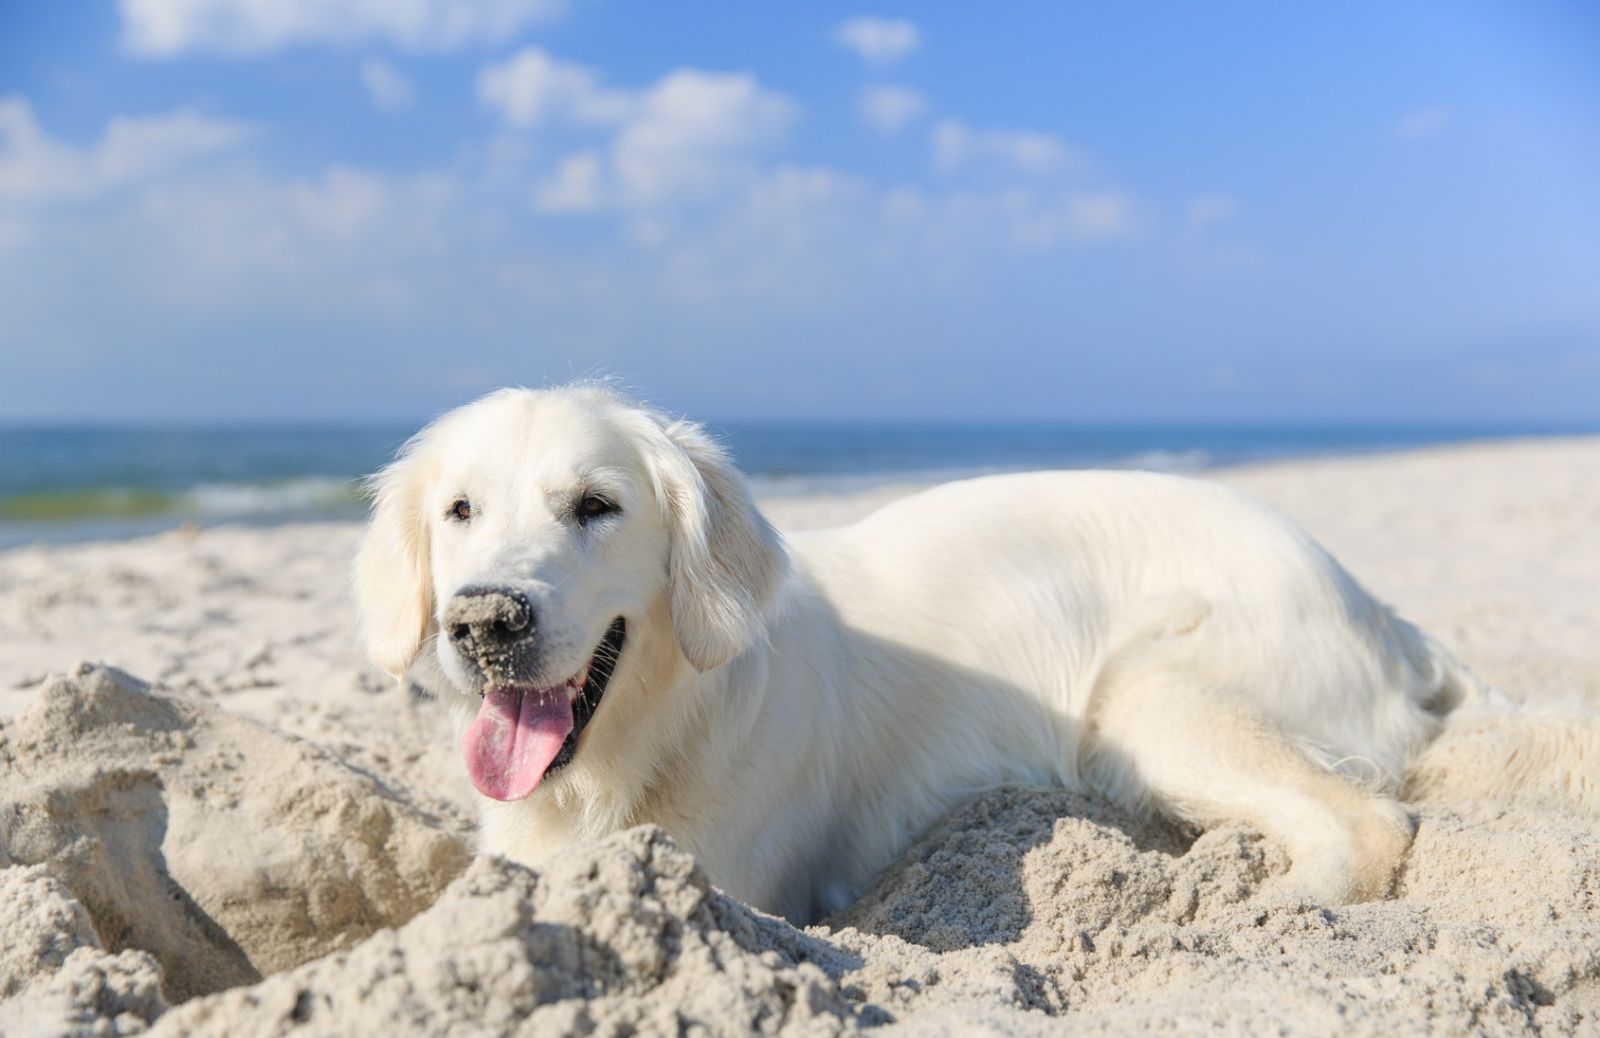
[{"xmin": 1, "ymin": 0, "xmax": 1598, "ymax": 423}]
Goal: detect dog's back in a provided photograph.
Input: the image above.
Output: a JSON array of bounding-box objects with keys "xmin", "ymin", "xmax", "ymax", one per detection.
[{"xmin": 798, "ymin": 469, "xmax": 1466, "ymax": 783}]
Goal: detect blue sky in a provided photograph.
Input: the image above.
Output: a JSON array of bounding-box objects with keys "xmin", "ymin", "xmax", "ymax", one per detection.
[{"xmin": 1, "ymin": 1, "xmax": 1597, "ymax": 422}]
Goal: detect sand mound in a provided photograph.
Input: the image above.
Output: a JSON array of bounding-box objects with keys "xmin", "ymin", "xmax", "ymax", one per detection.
[
  {"xmin": 0, "ymin": 665, "xmax": 472, "ymax": 1005},
  {"xmin": 2, "ymin": 665, "xmax": 1598, "ymax": 1036},
  {"xmin": 829, "ymin": 788, "xmax": 1600, "ymax": 1035},
  {"xmin": 0, "ymin": 865, "xmax": 168, "ymax": 1038},
  {"xmin": 153, "ymin": 828, "xmax": 858, "ymax": 1036}
]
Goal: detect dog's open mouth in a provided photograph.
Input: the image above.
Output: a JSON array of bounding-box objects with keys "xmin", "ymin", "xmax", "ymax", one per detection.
[{"xmin": 461, "ymin": 618, "xmax": 626, "ymax": 801}]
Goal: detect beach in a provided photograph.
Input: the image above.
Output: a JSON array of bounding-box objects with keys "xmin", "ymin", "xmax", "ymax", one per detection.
[{"xmin": 1, "ymin": 437, "xmax": 1597, "ymax": 1035}]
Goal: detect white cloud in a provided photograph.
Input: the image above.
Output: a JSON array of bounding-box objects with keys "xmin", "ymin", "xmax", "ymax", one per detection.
[
  {"xmin": 5, "ymin": 158, "xmax": 460, "ymax": 336},
  {"xmin": 613, "ymin": 70, "xmax": 793, "ymax": 205},
  {"xmin": 360, "ymin": 58, "xmax": 414, "ymax": 113},
  {"xmin": 937, "ymin": 188, "xmax": 1138, "ymax": 249},
  {"xmin": 931, "ymin": 119, "xmax": 1075, "ymax": 174},
  {"xmin": 478, "ymin": 54, "xmax": 795, "ymax": 209},
  {"xmin": 834, "ymin": 16, "xmax": 920, "ymax": 65},
  {"xmin": 1395, "ymin": 106, "xmax": 1452, "ymax": 140},
  {"xmin": 0, "ymin": 95, "xmax": 250, "ymax": 202},
  {"xmin": 1061, "ymin": 191, "xmax": 1136, "ymax": 240},
  {"xmin": 476, "ymin": 47, "xmax": 633, "ymax": 128},
  {"xmin": 871, "ymin": 182, "xmax": 1141, "ymax": 256},
  {"xmin": 858, "ymin": 85, "xmax": 924, "ymax": 133},
  {"xmin": 1, "ymin": 85, "xmax": 1150, "ymax": 414},
  {"xmin": 288, "ymin": 165, "xmax": 394, "ymax": 238},
  {"xmin": 118, "ymin": 0, "xmax": 567, "ymax": 57},
  {"xmin": 1185, "ymin": 193, "xmax": 1237, "ymax": 230},
  {"xmin": 535, "ymin": 151, "xmax": 604, "ymax": 212},
  {"xmin": 630, "ymin": 164, "xmax": 880, "ymax": 301}
]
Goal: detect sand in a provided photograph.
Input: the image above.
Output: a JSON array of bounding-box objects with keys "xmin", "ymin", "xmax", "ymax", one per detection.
[{"xmin": 1, "ymin": 438, "xmax": 1597, "ymax": 1036}]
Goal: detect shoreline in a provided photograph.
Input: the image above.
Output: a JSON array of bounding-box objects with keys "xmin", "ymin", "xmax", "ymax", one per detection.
[
  {"xmin": 4, "ymin": 433, "xmax": 1598, "ymax": 714},
  {"xmin": 5, "ymin": 431, "xmax": 1598, "ymax": 550},
  {"xmin": 4, "ymin": 434, "xmax": 1598, "ymax": 724}
]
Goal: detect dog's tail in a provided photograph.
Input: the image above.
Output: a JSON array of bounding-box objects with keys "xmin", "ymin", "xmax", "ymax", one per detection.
[{"xmin": 1403, "ymin": 636, "xmax": 1599, "ymax": 813}]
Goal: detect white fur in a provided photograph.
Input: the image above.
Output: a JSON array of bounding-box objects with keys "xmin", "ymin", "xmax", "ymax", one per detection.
[{"xmin": 355, "ymin": 385, "xmax": 1582, "ymax": 923}]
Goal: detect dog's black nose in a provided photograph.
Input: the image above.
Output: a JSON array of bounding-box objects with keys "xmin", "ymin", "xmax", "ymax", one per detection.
[{"xmin": 444, "ymin": 586, "xmax": 535, "ymax": 650}]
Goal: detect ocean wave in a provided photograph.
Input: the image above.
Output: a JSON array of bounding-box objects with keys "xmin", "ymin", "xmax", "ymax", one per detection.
[
  {"xmin": 0, "ymin": 478, "xmax": 364, "ymax": 523},
  {"xmin": 1102, "ymin": 448, "xmax": 1212, "ymax": 472},
  {"xmin": 181, "ymin": 478, "xmax": 363, "ymax": 516},
  {"xmin": 0, "ymin": 449, "xmax": 1221, "ymax": 525}
]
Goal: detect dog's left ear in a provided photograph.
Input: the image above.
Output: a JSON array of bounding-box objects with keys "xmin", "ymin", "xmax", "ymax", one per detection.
[
  {"xmin": 353, "ymin": 450, "xmax": 436, "ymax": 680},
  {"xmin": 647, "ymin": 417, "xmax": 788, "ymax": 671}
]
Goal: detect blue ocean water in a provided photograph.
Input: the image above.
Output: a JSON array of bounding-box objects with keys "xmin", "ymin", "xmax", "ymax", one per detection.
[{"xmin": 0, "ymin": 420, "xmax": 1588, "ymax": 548}]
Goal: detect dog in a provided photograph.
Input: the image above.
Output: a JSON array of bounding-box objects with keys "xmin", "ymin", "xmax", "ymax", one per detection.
[{"xmin": 354, "ymin": 384, "xmax": 1574, "ymax": 923}]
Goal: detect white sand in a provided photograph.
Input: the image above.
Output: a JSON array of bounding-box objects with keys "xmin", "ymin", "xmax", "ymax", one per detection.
[{"xmin": 0, "ymin": 438, "xmax": 1597, "ymax": 1036}]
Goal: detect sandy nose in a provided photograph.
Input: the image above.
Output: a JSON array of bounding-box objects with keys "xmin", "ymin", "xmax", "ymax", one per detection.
[{"xmin": 444, "ymin": 586, "xmax": 535, "ymax": 649}]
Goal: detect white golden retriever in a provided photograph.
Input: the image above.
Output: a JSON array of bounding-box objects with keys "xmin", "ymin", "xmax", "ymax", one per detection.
[{"xmin": 355, "ymin": 385, "xmax": 1574, "ymax": 923}]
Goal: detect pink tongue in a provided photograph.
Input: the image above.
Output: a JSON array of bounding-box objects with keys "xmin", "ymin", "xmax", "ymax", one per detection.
[{"xmin": 462, "ymin": 686, "xmax": 574, "ymax": 801}]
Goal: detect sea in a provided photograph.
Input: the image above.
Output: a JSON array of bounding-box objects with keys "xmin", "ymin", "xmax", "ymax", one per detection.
[{"xmin": 0, "ymin": 420, "xmax": 1588, "ymax": 549}]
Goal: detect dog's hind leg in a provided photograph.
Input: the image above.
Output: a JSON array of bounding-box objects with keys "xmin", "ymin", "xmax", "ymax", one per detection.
[
  {"xmin": 1083, "ymin": 645, "xmax": 1414, "ymax": 904},
  {"xmin": 1405, "ymin": 706, "xmax": 1600, "ymax": 814}
]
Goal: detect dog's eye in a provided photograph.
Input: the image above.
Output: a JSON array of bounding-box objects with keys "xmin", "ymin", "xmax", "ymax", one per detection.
[
  {"xmin": 576, "ymin": 494, "xmax": 620, "ymax": 524},
  {"xmin": 448, "ymin": 498, "xmax": 472, "ymax": 523}
]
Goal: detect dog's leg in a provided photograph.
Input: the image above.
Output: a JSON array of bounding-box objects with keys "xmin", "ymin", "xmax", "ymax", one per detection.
[
  {"xmin": 1084, "ymin": 647, "xmax": 1414, "ymax": 904},
  {"xmin": 1405, "ymin": 706, "xmax": 1600, "ymax": 813}
]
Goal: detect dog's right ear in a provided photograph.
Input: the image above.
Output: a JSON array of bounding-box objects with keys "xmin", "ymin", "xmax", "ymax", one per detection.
[
  {"xmin": 642, "ymin": 415, "xmax": 789, "ymax": 672},
  {"xmin": 354, "ymin": 452, "xmax": 435, "ymax": 680}
]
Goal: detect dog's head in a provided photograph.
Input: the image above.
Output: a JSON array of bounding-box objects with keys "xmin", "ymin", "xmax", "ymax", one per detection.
[{"xmin": 353, "ymin": 385, "xmax": 787, "ymax": 803}]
